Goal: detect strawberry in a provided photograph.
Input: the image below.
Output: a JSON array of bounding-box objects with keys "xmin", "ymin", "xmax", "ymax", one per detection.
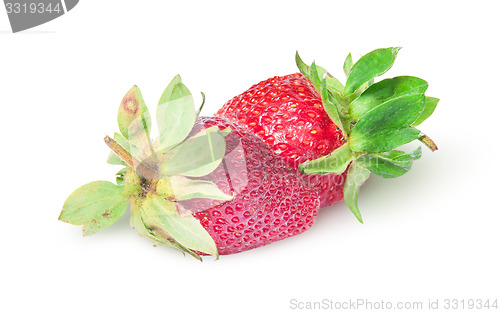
[
  {"xmin": 185, "ymin": 117, "xmax": 320, "ymax": 255},
  {"xmin": 59, "ymin": 75, "xmax": 320, "ymax": 259},
  {"xmin": 217, "ymin": 47, "xmax": 439, "ymax": 222},
  {"xmin": 216, "ymin": 73, "xmax": 346, "ymax": 208}
]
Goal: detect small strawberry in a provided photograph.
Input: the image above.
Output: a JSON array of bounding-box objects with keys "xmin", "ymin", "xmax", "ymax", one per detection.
[
  {"xmin": 217, "ymin": 47, "xmax": 439, "ymax": 222},
  {"xmin": 59, "ymin": 75, "xmax": 320, "ymax": 258}
]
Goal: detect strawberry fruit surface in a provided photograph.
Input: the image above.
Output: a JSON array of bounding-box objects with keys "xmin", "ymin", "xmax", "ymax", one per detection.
[
  {"xmin": 187, "ymin": 117, "xmax": 320, "ymax": 255},
  {"xmin": 216, "ymin": 73, "xmax": 346, "ymax": 207}
]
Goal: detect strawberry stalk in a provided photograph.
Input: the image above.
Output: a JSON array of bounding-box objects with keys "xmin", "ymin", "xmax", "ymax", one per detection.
[
  {"xmin": 104, "ymin": 135, "xmax": 159, "ymax": 179},
  {"xmin": 296, "ymin": 47, "xmax": 439, "ymax": 222},
  {"xmin": 418, "ymin": 134, "xmax": 438, "ymax": 152}
]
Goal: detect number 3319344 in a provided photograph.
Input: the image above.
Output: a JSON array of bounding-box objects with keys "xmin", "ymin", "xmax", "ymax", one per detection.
[{"xmin": 5, "ymin": 2, "xmax": 62, "ymax": 14}]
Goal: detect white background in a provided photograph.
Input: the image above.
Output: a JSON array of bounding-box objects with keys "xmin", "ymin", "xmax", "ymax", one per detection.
[{"xmin": 1, "ymin": 1, "xmax": 499, "ymax": 312}]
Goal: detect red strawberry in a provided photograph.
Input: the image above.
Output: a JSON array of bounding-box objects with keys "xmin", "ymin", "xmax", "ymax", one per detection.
[
  {"xmin": 216, "ymin": 73, "xmax": 347, "ymax": 208},
  {"xmin": 184, "ymin": 117, "xmax": 320, "ymax": 255},
  {"xmin": 59, "ymin": 76, "xmax": 321, "ymax": 259},
  {"xmin": 217, "ymin": 47, "xmax": 439, "ymax": 223}
]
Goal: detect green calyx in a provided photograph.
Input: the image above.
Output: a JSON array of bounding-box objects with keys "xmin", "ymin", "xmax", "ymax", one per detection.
[
  {"xmin": 59, "ymin": 76, "xmax": 234, "ymax": 260},
  {"xmin": 296, "ymin": 47, "xmax": 439, "ymax": 223}
]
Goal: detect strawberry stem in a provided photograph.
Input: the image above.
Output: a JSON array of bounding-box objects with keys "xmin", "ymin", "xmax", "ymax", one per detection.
[
  {"xmin": 104, "ymin": 136, "xmax": 158, "ymax": 178},
  {"xmin": 418, "ymin": 134, "xmax": 438, "ymax": 152}
]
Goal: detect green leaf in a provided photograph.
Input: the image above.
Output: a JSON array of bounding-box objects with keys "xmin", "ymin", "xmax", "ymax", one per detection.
[
  {"xmin": 179, "ymin": 161, "xmax": 222, "ymax": 178},
  {"xmin": 191, "ymin": 125, "xmax": 231, "ymax": 139},
  {"xmin": 162, "ymin": 205, "xmax": 218, "ymax": 257},
  {"xmin": 315, "ymin": 65, "xmax": 344, "ymax": 93},
  {"xmin": 312, "ymin": 65, "xmax": 345, "ymax": 131},
  {"xmin": 412, "ymin": 96, "xmax": 439, "ymax": 126},
  {"xmin": 349, "ymin": 76, "xmax": 429, "ymax": 119},
  {"xmin": 343, "ymin": 53, "xmax": 353, "ymax": 77},
  {"xmin": 352, "ymin": 79, "xmax": 373, "ymax": 99},
  {"xmin": 350, "ymin": 94, "xmax": 425, "ymax": 153},
  {"xmin": 156, "ymin": 75, "xmax": 198, "ymax": 151},
  {"xmin": 148, "ymin": 196, "xmax": 218, "ymax": 257},
  {"xmin": 354, "ymin": 127, "xmax": 421, "ymax": 153},
  {"xmin": 295, "ymin": 51, "xmax": 344, "ymax": 93},
  {"xmin": 59, "ymin": 181, "xmax": 129, "ymax": 236},
  {"xmin": 163, "ymin": 131, "xmax": 226, "ymax": 177},
  {"xmin": 115, "ymin": 167, "xmax": 128, "ymax": 185},
  {"xmin": 219, "ymin": 126, "xmax": 232, "ymax": 137},
  {"xmin": 319, "ymin": 78, "xmax": 344, "ymax": 135},
  {"xmin": 299, "ymin": 144, "xmax": 352, "ymax": 175},
  {"xmin": 356, "ymin": 147, "xmax": 422, "ymax": 178},
  {"xmin": 295, "ymin": 51, "xmax": 311, "ymax": 80},
  {"xmin": 344, "ymin": 47, "xmax": 401, "ymax": 95},
  {"xmin": 130, "ymin": 203, "xmax": 172, "ymax": 246},
  {"xmin": 309, "ymin": 61, "xmax": 322, "ymax": 92},
  {"xmin": 169, "ymin": 176, "xmax": 233, "ymax": 201},
  {"xmin": 343, "ymin": 162, "xmax": 370, "ymax": 223},
  {"xmin": 130, "ymin": 198, "xmax": 201, "ymax": 259},
  {"xmin": 117, "ymin": 86, "xmax": 152, "ymax": 153},
  {"xmin": 409, "ymin": 146, "xmax": 423, "ymax": 159}
]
